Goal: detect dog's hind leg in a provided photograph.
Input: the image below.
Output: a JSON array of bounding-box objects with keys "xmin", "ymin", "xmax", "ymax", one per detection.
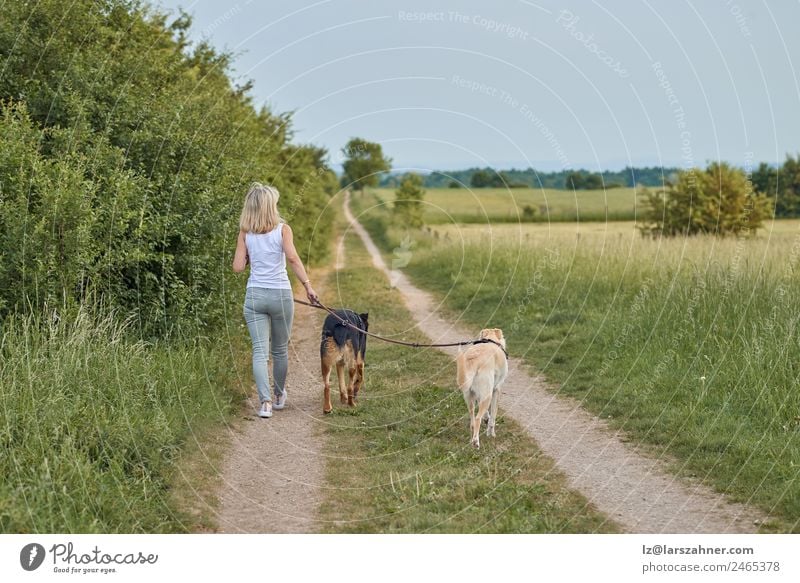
[
  {"xmin": 353, "ymin": 359, "xmax": 364, "ymax": 399},
  {"xmin": 336, "ymin": 361, "xmax": 348, "ymax": 405},
  {"xmin": 470, "ymin": 401, "xmax": 481, "ymax": 448},
  {"xmin": 322, "ymin": 359, "xmax": 333, "ymax": 414},
  {"xmin": 462, "ymin": 389, "xmax": 474, "ymax": 431},
  {"xmin": 472, "ymin": 396, "xmax": 492, "ymax": 448},
  {"xmin": 347, "ymin": 366, "xmax": 357, "ymax": 407},
  {"xmin": 487, "ymin": 388, "xmax": 500, "ymax": 438}
]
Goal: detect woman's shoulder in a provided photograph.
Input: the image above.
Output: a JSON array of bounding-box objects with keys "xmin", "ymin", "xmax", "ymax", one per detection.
[{"xmin": 246, "ymin": 222, "xmax": 287, "ymax": 236}]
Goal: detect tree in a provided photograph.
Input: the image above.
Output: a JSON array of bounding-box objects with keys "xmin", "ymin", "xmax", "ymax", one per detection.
[
  {"xmin": 776, "ymin": 154, "xmax": 800, "ymax": 218},
  {"xmin": 565, "ymin": 171, "xmax": 585, "ymax": 190},
  {"xmin": 470, "ymin": 169, "xmax": 492, "ymax": 188},
  {"xmin": 341, "ymin": 137, "xmax": 391, "ymax": 190},
  {"xmin": 565, "ymin": 171, "xmax": 603, "ymax": 189},
  {"xmin": 752, "ymin": 162, "xmax": 778, "ymax": 198},
  {"xmin": 393, "ymin": 173, "xmax": 426, "ymax": 228},
  {"xmin": 640, "ymin": 162, "xmax": 772, "ymax": 237},
  {"xmin": 583, "ymin": 173, "xmax": 604, "ymax": 189},
  {"xmin": 470, "ymin": 169, "xmax": 518, "ymax": 188}
]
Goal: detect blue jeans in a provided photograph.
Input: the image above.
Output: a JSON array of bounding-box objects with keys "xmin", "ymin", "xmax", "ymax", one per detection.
[{"xmin": 243, "ymin": 287, "xmax": 294, "ymax": 403}]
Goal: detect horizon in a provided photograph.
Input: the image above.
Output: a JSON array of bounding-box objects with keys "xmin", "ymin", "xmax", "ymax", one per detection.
[
  {"xmin": 155, "ymin": 0, "xmax": 800, "ymax": 173},
  {"xmin": 344, "ymin": 161, "xmax": 773, "ymax": 177}
]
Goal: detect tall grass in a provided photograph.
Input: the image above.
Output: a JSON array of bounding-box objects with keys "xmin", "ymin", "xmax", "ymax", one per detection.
[
  {"xmin": 0, "ymin": 308, "xmax": 241, "ymax": 533},
  {"xmin": 404, "ymin": 226, "xmax": 800, "ymax": 530}
]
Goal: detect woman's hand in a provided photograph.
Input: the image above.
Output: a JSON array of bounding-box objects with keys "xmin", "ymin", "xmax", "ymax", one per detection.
[{"xmin": 305, "ymin": 283, "xmax": 319, "ymax": 305}]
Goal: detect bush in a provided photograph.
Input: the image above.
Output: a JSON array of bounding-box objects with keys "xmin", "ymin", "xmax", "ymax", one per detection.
[
  {"xmin": 393, "ymin": 173, "xmax": 425, "ymax": 228},
  {"xmin": 522, "ymin": 204, "xmax": 537, "ymax": 221},
  {"xmin": 0, "ymin": 0, "xmax": 334, "ymax": 334},
  {"xmin": 639, "ymin": 162, "xmax": 773, "ymax": 237}
]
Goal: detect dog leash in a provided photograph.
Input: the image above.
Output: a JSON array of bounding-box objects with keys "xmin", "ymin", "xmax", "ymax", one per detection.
[{"xmin": 293, "ymin": 297, "xmax": 509, "ymax": 358}]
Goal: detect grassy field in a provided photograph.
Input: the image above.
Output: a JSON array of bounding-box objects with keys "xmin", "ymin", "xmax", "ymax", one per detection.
[
  {"xmin": 425, "ymin": 216, "xmax": 800, "ymax": 243},
  {"xmin": 0, "ymin": 309, "xmax": 249, "ymax": 533},
  {"xmin": 317, "ymin": 226, "xmax": 619, "ymax": 533},
  {"xmin": 351, "ymin": 196, "xmax": 800, "ymax": 532},
  {"xmin": 369, "ymin": 185, "xmax": 639, "ymax": 223}
]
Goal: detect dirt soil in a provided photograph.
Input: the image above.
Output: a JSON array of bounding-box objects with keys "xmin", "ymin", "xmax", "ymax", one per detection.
[{"xmin": 215, "ymin": 280, "xmax": 329, "ymax": 533}]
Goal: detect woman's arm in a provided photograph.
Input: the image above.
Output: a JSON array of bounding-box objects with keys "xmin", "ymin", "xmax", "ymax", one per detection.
[
  {"xmin": 282, "ymin": 224, "xmax": 319, "ymax": 303},
  {"xmin": 232, "ymin": 230, "xmax": 249, "ymax": 273}
]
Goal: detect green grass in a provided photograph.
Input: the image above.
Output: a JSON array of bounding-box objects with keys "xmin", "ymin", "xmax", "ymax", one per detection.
[
  {"xmin": 406, "ymin": 232, "xmax": 800, "ymax": 532},
  {"xmin": 369, "ymin": 185, "xmax": 640, "ymax": 223},
  {"xmin": 350, "ymin": 198, "xmax": 800, "ymax": 531},
  {"xmin": 317, "ymin": 227, "xmax": 618, "ymax": 533},
  {"xmin": 0, "ymin": 308, "xmax": 246, "ymax": 533}
]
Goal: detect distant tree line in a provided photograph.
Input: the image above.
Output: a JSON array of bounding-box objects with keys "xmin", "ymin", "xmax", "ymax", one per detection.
[
  {"xmin": 0, "ymin": 0, "xmax": 338, "ymax": 334},
  {"xmin": 379, "ymin": 166, "xmax": 681, "ymax": 189},
  {"xmin": 377, "ymin": 158, "xmax": 800, "ymax": 220}
]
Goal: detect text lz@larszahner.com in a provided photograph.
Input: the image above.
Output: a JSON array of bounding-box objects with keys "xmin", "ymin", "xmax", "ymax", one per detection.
[{"xmin": 49, "ymin": 543, "xmax": 158, "ymax": 574}]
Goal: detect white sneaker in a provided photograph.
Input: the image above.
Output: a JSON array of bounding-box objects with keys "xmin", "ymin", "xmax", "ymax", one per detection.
[
  {"xmin": 273, "ymin": 390, "xmax": 287, "ymax": 410},
  {"xmin": 258, "ymin": 401, "xmax": 273, "ymax": 418}
]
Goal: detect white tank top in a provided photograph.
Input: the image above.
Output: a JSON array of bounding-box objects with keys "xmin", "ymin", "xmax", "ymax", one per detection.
[{"xmin": 245, "ymin": 223, "xmax": 292, "ymax": 290}]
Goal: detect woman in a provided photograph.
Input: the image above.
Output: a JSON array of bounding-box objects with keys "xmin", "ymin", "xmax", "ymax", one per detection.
[{"xmin": 233, "ymin": 183, "xmax": 319, "ymax": 418}]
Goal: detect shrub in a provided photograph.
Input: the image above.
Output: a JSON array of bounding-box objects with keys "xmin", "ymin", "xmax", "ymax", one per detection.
[
  {"xmin": 639, "ymin": 162, "xmax": 772, "ymax": 237},
  {"xmin": 0, "ymin": 0, "xmax": 334, "ymax": 334},
  {"xmin": 393, "ymin": 173, "xmax": 426, "ymax": 228}
]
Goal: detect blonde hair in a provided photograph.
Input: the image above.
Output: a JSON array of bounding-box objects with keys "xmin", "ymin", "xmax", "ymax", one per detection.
[{"xmin": 239, "ymin": 182, "xmax": 282, "ymax": 233}]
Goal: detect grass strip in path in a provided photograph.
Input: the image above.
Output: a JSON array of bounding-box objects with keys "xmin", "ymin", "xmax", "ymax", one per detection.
[{"xmin": 317, "ymin": 231, "xmax": 618, "ymax": 533}]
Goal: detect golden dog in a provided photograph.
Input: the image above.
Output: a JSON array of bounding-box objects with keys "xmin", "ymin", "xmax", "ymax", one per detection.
[{"xmin": 456, "ymin": 328, "xmax": 508, "ymax": 448}]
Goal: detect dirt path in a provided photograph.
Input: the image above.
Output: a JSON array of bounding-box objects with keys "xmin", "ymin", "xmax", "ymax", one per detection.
[
  {"xmin": 215, "ymin": 281, "xmax": 328, "ymax": 533},
  {"xmin": 343, "ymin": 191, "xmax": 767, "ymax": 534}
]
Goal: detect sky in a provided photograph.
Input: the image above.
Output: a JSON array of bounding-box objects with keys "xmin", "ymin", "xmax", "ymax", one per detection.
[{"xmin": 154, "ymin": 0, "xmax": 800, "ymax": 174}]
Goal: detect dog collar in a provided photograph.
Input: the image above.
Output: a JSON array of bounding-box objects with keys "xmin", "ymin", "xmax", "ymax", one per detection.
[{"xmin": 473, "ymin": 338, "xmax": 509, "ymax": 359}]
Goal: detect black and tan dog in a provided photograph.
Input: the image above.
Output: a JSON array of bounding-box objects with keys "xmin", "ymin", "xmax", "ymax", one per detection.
[{"xmin": 321, "ymin": 310, "xmax": 368, "ymax": 413}]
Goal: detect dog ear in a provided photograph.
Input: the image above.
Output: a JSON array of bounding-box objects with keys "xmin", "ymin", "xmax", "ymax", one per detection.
[
  {"xmin": 359, "ymin": 312, "xmax": 369, "ymax": 330},
  {"xmin": 495, "ymin": 328, "xmax": 504, "ymax": 339}
]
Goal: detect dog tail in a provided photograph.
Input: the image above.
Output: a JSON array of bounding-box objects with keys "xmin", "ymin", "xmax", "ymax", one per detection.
[{"xmin": 332, "ymin": 323, "xmax": 350, "ymax": 348}]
